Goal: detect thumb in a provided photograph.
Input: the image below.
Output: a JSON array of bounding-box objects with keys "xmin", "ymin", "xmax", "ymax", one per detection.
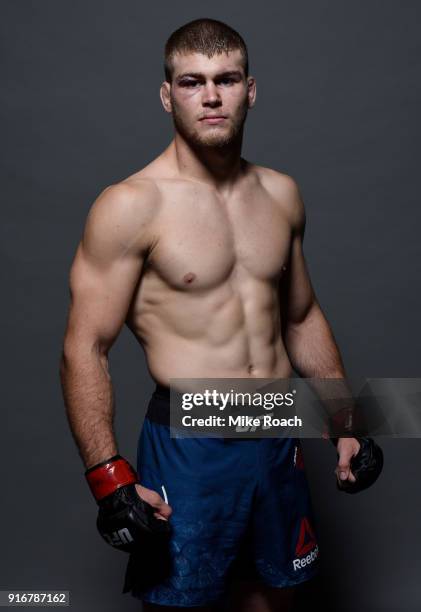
[
  {"xmin": 135, "ymin": 484, "xmax": 173, "ymax": 519},
  {"xmin": 336, "ymin": 453, "xmax": 352, "ymax": 481},
  {"xmin": 154, "ymin": 501, "xmax": 173, "ymax": 520}
]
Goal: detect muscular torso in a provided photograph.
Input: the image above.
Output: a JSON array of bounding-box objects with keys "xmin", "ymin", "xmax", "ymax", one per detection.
[{"xmin": 124, "ymin": 161, "xmax": 294, "ymax": 385}]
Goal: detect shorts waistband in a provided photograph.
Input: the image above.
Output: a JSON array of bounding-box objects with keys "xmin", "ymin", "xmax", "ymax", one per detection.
[
  {"xmin": 152, "ymin": 384, "xmax": 171, "ymax": 403},
  {"xmin": 146, "ymin": 384, "xmax": 172, "ymax": 425},
  {"xmin": 146, "ymin": 384, "xmax": 258, "ymax": 441}
]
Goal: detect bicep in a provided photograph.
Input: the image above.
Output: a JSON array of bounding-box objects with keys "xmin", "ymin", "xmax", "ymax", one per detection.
[
  {"xmin": 63, "ymin": 184, "xmax": 155, "ymax": 354},
  {"xmin": 65, "ymin": 242, "xmax": 143, "ymax": 353},
  {"xmin": 281, "ymin": 233, "xmax": 316, "ymax": 326},
  {"xmin": 273, "ymin": 175, "xmax": 316, "ymax": 325}
]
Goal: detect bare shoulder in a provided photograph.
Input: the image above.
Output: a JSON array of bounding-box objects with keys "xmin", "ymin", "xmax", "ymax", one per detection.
[
  {"xmin": 82, "ymin": 177, "xmax": 162, "ymax": 257},
  {"xmin": 252, "ymin": 164, "xmax": 305, "ymax": 231},
  {"xmin": 92, "ymin": 177, "xmax": 161, "ymax": 222}
]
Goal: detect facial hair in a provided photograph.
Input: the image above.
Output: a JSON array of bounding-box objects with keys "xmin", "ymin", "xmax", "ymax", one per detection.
[{"xmin": 170, "ymin": 93, "xmax": 249, "ymax": 150}]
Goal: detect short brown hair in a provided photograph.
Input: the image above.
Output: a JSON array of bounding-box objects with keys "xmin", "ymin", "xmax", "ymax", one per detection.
[{"xmin": 164, "ymin": 18, "xmax": 249, "ymax": 82}]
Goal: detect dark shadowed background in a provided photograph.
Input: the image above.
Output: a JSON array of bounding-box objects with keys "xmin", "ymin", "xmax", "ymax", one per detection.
[{"xmin": 1, "ymin": 1, "xmax": 420, "ymax": 610}]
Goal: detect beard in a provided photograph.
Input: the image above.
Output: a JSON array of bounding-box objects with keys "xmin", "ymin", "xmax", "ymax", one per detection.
[{"xmin": 171, "ymin": 95, "xmax": 249, "ymax": 150}]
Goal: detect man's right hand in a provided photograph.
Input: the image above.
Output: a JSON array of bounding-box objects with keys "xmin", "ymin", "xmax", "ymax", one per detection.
[
  {"xmin": 135, "ymin": 484, "xmax": 172, "ymax": 521},
  {"xmin": 85, "ymin": 455, "xmax": 172, "ymax": 552}
]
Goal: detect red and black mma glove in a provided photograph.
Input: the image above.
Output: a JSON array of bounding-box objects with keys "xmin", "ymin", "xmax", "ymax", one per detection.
[
  {"xmin": 332, "ymin": 437, "xmax": 384, "ymax": 494},
  {"xmin": 85, "ymin": 455, "xmax": 171, "ymax": 552}
]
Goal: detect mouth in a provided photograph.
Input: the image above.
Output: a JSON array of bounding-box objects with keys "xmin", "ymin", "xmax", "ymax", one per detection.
[{"xmin": 199, "ymin": 115, "xmax": 227, "ymax": 125}]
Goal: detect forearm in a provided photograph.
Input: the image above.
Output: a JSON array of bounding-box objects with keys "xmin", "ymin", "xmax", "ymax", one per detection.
[
  {"xmin": 284, "ymin": 301, "xmax": 346, "ymax": 379},
  {"xmin": 284, "ymin": 302, "xmax": 359, "ymax": 433},
  {"xmin": 59, "ymin": 344, "xmax": 118, "ymax": 469}
]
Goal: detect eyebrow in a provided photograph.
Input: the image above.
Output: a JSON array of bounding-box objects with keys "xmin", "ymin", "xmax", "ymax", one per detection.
[{"xmin": 176, "ymin": 70, "xmax": 243, "ymax": 82}]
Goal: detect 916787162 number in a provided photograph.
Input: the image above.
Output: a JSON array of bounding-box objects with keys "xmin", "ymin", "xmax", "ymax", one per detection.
[{"xmin": 0, "ymin": 591, "xmax": 69, "ymax": 606}]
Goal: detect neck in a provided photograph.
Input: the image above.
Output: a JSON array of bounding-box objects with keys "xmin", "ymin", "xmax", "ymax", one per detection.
[{"xmin": 168, "ymin": 131, "xmax": 245, "ymax": 189}]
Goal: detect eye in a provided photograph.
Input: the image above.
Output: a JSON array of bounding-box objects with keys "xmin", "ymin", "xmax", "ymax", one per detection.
[
  {"xmin": 218, "ymin": 78, "xmax": 235, "ymax": 86},
  {"xmin": 180, "ymin": 80, "xmax": 200, "ymax": 88}
]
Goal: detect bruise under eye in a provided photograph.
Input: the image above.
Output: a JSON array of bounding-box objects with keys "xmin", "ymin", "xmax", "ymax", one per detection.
[
  {"xmin": 177, "ymin": 73, "xmax": 242, "ymax": 87},
  {"xmin": 178, "ymin": 79, "xmax": 200, "ymax": 87}
]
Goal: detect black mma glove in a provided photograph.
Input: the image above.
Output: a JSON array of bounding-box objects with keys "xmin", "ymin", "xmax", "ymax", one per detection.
[
  {"xmin": 333, "ymin": 437, "xmax": 384, "ymax": 494},
  {"xmin": 85, "ymin": 455, "xmax": 171, "ymax": 552}
]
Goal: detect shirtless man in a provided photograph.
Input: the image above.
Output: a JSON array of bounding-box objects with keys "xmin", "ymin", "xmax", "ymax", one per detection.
[{"xmin": 60, "ymin": 18, "xmax": 362, "ymax": 612}]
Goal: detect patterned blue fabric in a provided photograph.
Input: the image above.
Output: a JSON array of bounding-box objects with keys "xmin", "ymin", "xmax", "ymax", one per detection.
[{"xmin": 125, "ymin": 391, "xmax": 319, "ymax": 607}]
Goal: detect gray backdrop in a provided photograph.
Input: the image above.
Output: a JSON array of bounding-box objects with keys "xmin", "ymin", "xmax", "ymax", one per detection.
[{"xmin": 1, "ymin": 1, "xmax": 420, "ymax": 611}]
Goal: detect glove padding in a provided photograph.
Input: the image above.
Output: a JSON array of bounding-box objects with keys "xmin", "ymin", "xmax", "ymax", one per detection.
[
  {"xmin": 336, "ymin": 437, "xmax": 384, "ymax": 494},
  {"xmin": 96, "ymin": 482, "xmax": 171, "ymax": 552},
  {"xmin": 86, "ymin": 455, "xmax": 171, "ymax": 553}
]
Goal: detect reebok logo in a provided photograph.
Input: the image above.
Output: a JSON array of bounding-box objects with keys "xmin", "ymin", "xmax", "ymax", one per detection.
[
  {"xmin": 292, "ymin": 517, "xmax": 318, "ymax": 571},
  {"xmin": 293, "ymin": 545, "xmax": 319, "ymax": 570}
]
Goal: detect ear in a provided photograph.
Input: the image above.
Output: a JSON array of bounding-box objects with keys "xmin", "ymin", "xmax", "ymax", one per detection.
[
  {"xmin": 247, "ymin": 76, "xmax": 256, "ymax": 108},
  {"xmin": 160, "ymin": 81, "xmax": 172, "ymax": 113}
]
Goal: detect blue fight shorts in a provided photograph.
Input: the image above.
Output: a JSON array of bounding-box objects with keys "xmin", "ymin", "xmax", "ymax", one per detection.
[{"xmin": 124, "ymin": 385, "xmax": 319, "ymax": 607}]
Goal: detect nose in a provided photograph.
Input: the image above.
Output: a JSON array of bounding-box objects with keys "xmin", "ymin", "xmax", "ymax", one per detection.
[{"xmin": 202, "ymin": 81, "xmax": 222, "ymax": 108}]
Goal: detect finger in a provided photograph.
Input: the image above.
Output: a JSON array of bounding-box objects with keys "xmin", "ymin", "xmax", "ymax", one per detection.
[
  {"xmin": 135, "ymin": 484, "xmax": 173, "ymax": 518},
  {"xmin": 336, "ymin": 457, "xmax": 351, "ymax": 481},
  {"xmin": 154, "ymin": 513, "xmax": 167, "ymax": 521},
  {"xmin": 153, "ymin": 502, "xmax": 173, "ymax": 519},
  {"xmin": 148, "ymin": 493, "xmax": 173, "ymax": 518},
  {"xmin": 335, "ymin": 468, "xmax": 349, "ymax": 482},
  {"xmin": 335, "ymin": 468, "xmax": 356, "ymax": 484}
]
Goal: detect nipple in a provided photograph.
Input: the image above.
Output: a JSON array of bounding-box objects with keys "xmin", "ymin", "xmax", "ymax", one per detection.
[{"xmin": 183, "ymin": 272, "xmax": 196, "ymax": 284}]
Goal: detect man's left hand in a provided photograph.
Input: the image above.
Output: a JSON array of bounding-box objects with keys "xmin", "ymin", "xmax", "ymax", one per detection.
[{"xmin": 334, "ymin": 437, "xmax": 361, "ymax": 485}]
